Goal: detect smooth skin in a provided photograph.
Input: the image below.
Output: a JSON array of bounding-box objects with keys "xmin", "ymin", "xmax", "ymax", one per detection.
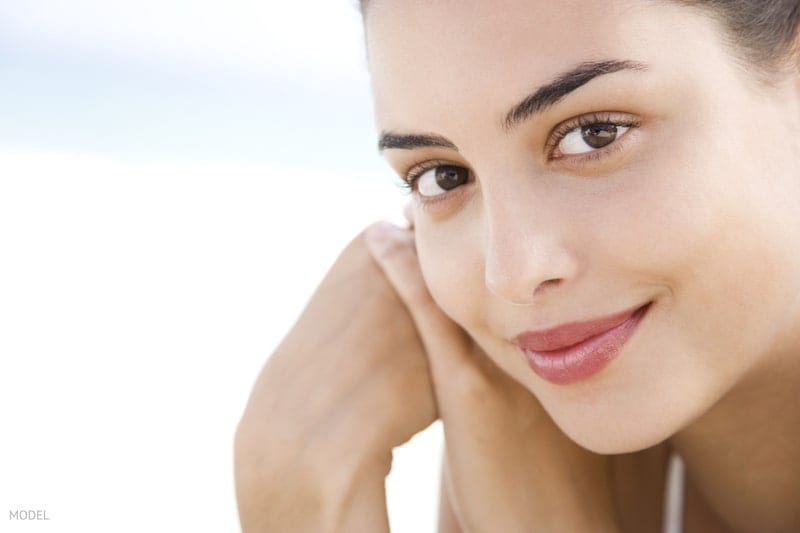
[
  {"xmin": 234, "ymin": 232, "xmax": 436, "ymax": 532},
  {"xmin": 235, "ymin": 226, "xmax": 623, "ymax": 531},
  {"xmin": 236, "ymin": 1, "xmax": 800, "ymax": 531}
]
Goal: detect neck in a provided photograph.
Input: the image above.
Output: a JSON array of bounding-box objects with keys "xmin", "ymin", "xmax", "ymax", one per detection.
[{"xmin": 670, "ymin": 343, "xmax": 800, "ymax": 532}]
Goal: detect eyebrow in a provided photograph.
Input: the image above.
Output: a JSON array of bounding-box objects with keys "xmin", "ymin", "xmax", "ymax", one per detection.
[
  {"xmin": 377, "ymin": 132, "xmax": 457, "ymax": 152},
  {"xmin": 504, "ymin": 59, "xmax": 647, "ymax": 130},
  {"xmin": 378, "ymin": 59, "xmax": 648, "ymax": 153}
]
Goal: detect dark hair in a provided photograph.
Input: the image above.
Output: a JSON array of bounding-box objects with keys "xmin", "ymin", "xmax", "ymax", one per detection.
[
  {"xmin": 359, "ymin": 0, "xmax": 800, "ymax": 82},
  {"xmin": 674, "ymin": 0, "xmax": 800, "ymax": 81}
]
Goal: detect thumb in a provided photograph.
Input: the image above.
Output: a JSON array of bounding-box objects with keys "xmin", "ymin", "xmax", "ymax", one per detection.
[{"xmin": 363, "ymin": 221, "xmax": 483, "ymax": 388}]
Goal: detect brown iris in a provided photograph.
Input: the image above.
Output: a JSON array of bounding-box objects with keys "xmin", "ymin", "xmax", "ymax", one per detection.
[
  {"xmin": 434, "ymin": 165, "xmax": 469, "ymax": 190},
  {"xmin": 581, "ymin": 123, "xmax": 618, "ymax": 149}
]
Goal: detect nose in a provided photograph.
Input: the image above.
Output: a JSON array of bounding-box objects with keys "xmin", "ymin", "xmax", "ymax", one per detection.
[{"xmin": 483, "ymin": 200, "xmax": 580, "ymax": 306}]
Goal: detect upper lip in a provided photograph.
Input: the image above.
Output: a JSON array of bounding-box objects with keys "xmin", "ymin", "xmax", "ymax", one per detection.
[{"xmin": 514, "ymin": 303, "xmax": 650, "ymax": 352}]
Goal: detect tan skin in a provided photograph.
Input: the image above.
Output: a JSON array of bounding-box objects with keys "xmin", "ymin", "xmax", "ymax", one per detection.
[{"xmin": 235, "ymin": 1, "xmax": 800, "ymax": 531}]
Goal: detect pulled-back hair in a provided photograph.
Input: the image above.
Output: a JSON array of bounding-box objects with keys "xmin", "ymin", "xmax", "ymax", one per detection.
[
  {"xmin": 674, "ymin": 0, "xmax": 800, "ymax": 79},
  {"xmin": 359, "ymin": 0, "xmax": 800, "ymax": 81}
]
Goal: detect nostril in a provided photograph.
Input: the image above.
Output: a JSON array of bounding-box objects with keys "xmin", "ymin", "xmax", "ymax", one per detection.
[{"xmin": 533, "ymin": 278, "xmax": 563, "ymax": 297}]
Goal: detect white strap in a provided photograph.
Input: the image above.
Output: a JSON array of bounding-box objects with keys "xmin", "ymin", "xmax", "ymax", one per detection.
[{"xmin": 662, "ymin": 452, "xmax": 686, "ymax": 533}]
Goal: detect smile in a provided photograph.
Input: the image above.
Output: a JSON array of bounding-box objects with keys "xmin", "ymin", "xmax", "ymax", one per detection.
[{"xmin": 514, "ymin": 302, "xmax": 652, "ymax": 385}]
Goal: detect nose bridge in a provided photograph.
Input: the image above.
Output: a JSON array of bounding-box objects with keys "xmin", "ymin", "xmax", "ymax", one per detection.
[{"xmin": 482, "ymin": 181, "xmax": 579, "ymax": 305}]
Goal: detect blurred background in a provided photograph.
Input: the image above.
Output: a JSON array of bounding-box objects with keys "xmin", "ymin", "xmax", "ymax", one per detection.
[{"xmin": 0, "ymin": 1, "xmax": 443, "ymax": 531}]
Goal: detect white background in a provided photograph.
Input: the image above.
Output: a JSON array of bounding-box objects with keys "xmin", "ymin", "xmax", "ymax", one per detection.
[{"xmin": 0, "ymin": 1, "xmax": 443, "ymax": 531}]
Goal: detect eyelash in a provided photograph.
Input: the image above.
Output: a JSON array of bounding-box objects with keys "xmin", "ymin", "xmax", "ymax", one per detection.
[
  {"xmin": 547, "ymin": 111, "xmax": 641, "ymax": 160},
  {"xmin": 398, "ymin": 111, "xmax": 641, "ymax": 194},
  {"xmin": 398, "ymin": 158, "xmax": 456, "ymax": 195}
]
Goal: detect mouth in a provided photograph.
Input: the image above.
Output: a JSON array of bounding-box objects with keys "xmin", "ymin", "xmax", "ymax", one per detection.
[{"xmin": 514, "ymin": 302, "xmax": 652, "ymax": 385}]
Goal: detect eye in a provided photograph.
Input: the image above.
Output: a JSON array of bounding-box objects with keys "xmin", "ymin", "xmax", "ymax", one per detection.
[
  {"xmin": 557, "ymin": 123, "xmax": 630, "ymax": 155},
  {"xmin": 413, "ymin": 165, "xmax": 471, "ymax": 197}
]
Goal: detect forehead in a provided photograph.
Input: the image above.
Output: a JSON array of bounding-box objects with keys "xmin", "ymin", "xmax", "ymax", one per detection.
[{"xmin": 365, "ymin": 0, "xmax": 722, "ymax": 133}]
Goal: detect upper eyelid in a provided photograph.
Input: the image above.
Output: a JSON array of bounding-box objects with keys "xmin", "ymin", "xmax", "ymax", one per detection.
[
  {"xmin": 403, "ymin": 158, "xmax": 460, "ymax": 183},
  {"xmin": 550, "ymin": 111, "xmax": 637, "ymax": 138}
]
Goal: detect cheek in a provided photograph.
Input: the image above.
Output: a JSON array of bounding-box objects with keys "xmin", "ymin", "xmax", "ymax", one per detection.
[
  {"xmin": 607, "ymin": 129, "xmax": 800, "ymax": 376},
  {"xmin": 415, "ymin": 219, "xmax": 487, "ymax": 329}
]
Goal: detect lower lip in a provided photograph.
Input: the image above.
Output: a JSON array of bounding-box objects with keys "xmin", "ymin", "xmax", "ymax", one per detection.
[{"xmin": 520, "ymin": 304, "xmax": 651, "ymax": 385}]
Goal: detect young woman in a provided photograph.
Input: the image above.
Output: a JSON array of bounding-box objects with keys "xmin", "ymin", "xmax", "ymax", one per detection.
[{"xmin": 234, "ymin": 1, "xmax": 800, "ymax": 531}]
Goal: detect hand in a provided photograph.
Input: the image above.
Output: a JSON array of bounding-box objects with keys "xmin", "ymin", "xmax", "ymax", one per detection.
[
  {"xmin": 365, "ymin": 221, "xmax": 622, "ymax": 533},
  {"xmin": 234, "ymin": 229, "xmax": 437, "ymax": 532}
]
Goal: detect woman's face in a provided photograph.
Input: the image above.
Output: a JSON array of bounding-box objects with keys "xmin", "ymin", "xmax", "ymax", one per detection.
[{"xmin": 367, "ymin": 0, "xmax": 800, "ymax": 453}]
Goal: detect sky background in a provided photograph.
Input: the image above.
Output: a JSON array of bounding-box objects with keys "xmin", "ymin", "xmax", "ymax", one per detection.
[{"xmin": 0, "ymin": 2, "xmax": 443, "ymax": 531}]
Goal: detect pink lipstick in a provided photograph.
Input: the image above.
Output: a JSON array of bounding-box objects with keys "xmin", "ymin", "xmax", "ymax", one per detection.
[{"xmin": 514, "ymin": 303, "xmax": 651, "ymax": 385}]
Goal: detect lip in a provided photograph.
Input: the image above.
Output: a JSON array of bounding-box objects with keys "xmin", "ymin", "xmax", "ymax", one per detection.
[{"xmin": 514, "ymin": 302, "xmax": 652, "ymax": 385}]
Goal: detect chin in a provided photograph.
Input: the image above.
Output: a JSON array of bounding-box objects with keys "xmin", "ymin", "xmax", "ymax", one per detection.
[
  {"xmin": 569, "ymin": 428, "xmax": 669, "ymax": 455},
  {"xmin": 547, "ymin": 403, "xmax": 680, "ymax": 455}
]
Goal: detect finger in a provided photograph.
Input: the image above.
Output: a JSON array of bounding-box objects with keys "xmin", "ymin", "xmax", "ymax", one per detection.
[{"xmin": 363, "ymin": 221, "xmax": 477, "ymax": 382}]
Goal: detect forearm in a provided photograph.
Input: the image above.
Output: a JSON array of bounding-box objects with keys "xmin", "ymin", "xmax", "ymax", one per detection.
[
  {"xmin": 233, "ymin": 229, "xmax": 438, "ymax": 532},
  {"xmin": 234, "ymin": 426, "xmax": 391, "ymax": 533},
  {"xmin": 320, "ymin": 470, "xmax": 390, "ymax": 533}
]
